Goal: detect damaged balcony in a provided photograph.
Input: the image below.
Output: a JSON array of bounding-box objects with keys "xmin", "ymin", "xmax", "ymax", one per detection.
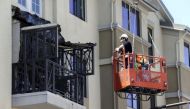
[{"xmin": 12, "ymin": 24, "xmax": 95, "ymax": 109}]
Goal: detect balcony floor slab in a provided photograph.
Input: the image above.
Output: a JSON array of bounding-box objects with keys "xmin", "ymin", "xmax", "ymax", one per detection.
[{"xmin": 12, "ymin": 91, "xmax": 86, "ymax": 109}]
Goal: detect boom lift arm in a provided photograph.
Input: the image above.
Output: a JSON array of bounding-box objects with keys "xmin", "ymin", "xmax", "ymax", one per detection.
[{"xmin": 152, "ymin": 101, "xmax": 190, "ymax": 109}]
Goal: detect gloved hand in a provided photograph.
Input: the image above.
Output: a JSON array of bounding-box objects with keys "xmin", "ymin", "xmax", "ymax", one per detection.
[{"xmin": 115, "ymin": 48, "xmax": 119, "ymax": 52}]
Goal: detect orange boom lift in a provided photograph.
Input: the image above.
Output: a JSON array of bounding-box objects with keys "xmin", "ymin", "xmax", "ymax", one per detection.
[{"xmin": 113, "ymin": 52, "xmax": 167, "ymax": 95}]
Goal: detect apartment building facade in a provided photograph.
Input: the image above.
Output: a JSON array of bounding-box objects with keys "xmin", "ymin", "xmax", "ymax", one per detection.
[
  {"xmin": 1, "ymin": 0, "xmax": 190, "ymax": 109},
  {"xmin": 98, "ymin": 0, "xmax": 179, "ymax": 109},
  {"xmin": 2, "ymin": 0, "xmax": 101, "ymax": 109},
  {"xmin": 163, "ymin": 24, "xmax": 190, "ymax": 109}
]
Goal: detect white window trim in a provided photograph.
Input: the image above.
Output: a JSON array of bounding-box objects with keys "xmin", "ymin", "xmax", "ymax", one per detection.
[
  {"xmin": 18, "ymin": 0, "xmax": 42, "ymax": 17},
  {"xmin": 18, "ymin": 0, "xmax": 28, "ymax": 12},
  {"xmin": 31, "ymin": 0, "xmax": 42, "ymax": 17}
]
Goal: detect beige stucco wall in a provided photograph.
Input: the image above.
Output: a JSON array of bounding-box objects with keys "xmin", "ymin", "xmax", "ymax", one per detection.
[
  {"xmin": 162, "ymin": 28, "xmax": 179, "ymax": 65},
  {"xmin": 180, "ymin": 66, "xmax": 190, "ymax": 97},
  {"xmin": 117, "ymin": 96, "xmax": 128, "ymax": 109},
  {"xmin": 42, "ymin": 0, "xmax": 54, "ymax": 22},
  {"xmin": 0, "ymin": 0, "xmax": 12, "ymax": 109},
  {"xmin": 97, "ymin": 0, "xmax": 112, "ymax": 28},
  {"xmin": 100, "ymin": 64, "xmax": 114, "ymax": 109},
  {"xmin": 167, "ymin": 67, "xmax": 178, "ymax": 92},
  {"xmin": 99, "ymin": 30, "xmax": 113, "ymax": 59},
  {"xmin": 141, "ymin": 100, "xmax": 150, "ymax": 109}
]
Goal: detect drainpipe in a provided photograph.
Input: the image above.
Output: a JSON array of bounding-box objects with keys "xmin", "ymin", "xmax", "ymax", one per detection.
[
  {"xmin": 175, "ymin": 29, "xmax": 188, "ymax": 109},
  {"xmin": 111, "ymin": 0, "xmax": 116, "ymax": 51},
  {"xmin": 111, "ymin": 0, "xmax": 116, "ymax": 109}
]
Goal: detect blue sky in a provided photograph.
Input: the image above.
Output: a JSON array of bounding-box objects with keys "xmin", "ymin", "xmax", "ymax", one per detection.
[{"xmin": 162, "ymin": 0, "xmax": 190, "ymax": 27}]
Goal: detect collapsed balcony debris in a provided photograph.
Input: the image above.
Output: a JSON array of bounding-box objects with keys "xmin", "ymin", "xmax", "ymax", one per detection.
[{"xmin": 12, "ymin": 6, "xmax": 96, "ymax": 105}]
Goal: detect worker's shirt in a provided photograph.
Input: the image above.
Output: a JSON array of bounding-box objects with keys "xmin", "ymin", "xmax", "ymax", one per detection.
[{"xmin": 123, "ymin": 40, "xmax": 132, "ymax": 54}]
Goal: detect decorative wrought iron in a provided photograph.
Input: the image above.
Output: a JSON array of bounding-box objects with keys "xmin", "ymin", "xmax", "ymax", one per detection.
[{"xmin": 12, "ymin": 24, "xmax": 95, "ymax": 105}]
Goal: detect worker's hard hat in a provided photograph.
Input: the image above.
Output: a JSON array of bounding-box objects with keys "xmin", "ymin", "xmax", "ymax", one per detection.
[{"xmin": 120, "ymin": 34, "xmax": 128, "ymax": 40}]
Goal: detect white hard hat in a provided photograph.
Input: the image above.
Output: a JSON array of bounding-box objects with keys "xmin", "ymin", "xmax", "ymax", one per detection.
[{"xmin": 120, "ymin": 34, "xmax": 128, "ymax": 40}]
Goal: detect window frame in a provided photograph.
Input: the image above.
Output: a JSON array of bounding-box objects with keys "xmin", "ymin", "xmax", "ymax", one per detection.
[
  {"xmin": 18, "ymin": 0, "xmax": 27, "ymax": 11},
  {"xmin": 69, "ymin": 0, "xmax": 86, "ymax": 21},
  {"xmin": 184, "ymin": 41, "xmax": 190, "ymax": 67},
  {"xmin": 31, "ymin": 0, "xmax": 42, "ymax": 16},
  {"xmin": 122, "ymin": 2, "xmax": 129, "ymax": 30},
  {"xmin": 122, "ymin": 1, "xmax": 141, "ymax": 37},
  {"xmin": 127, "ymin": 93, "xmax": 140, "ymax": 109},
  {"xmin": 18, "ymin": 0, "xmax": 42, "ymax": 17},
  {"xmin": 148, "ymin": 27, "xmax": 154, "ymax": 63}
]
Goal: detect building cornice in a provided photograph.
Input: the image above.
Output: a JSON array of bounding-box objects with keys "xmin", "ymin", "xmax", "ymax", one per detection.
[
  {"xmin": 100, "ymin": 58, "xmax": 112, "ymax": 66},
  {"xmin": 157, "ymin": 0, "xmax": 174, "ymax": 23},
  {"xmin": 165, "ymin": 91, "xmax": 178, "ymax": 98}
]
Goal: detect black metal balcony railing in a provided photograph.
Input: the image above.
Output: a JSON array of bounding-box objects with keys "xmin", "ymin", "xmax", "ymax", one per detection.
[
  {"xmin": 13, "ymin": 59, "xmax": 86, "ymax": 104},
  {"xmin": 12, "ymin": 25, "xmax": 95, "ymax": 105}
]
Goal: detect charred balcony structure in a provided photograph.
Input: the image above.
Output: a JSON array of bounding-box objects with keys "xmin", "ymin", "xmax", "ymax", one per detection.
[{"xmin": 12, "ymin": 22, "xmax": 95, "ymax": 105}]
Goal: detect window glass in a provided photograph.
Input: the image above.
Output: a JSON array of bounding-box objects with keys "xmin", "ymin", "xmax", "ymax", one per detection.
[
  {"xmin": 127, "ymin": 94, "xmax": 132, "ymax": 107},
  {"xmin": 70, "ymin": 0, "xmax": 85, "ymax": 21},
  {"xmin": 122, "ymin": 1, "xmax": 140, "ymax": 36},
  {"xmin": 69, "ymin": 0, "xmax": 74, "ymax": 14},
  {"xmin": 184, "ymin": 42, "xmax": 190, "ymax": 66},
  {"xmin": 36, "ymin": 5, "xmax": 40, "ymax": 14},
  {"xmin": 122, "ymin": 2, "xmax": 129, "ymax": 30},
  {"xmin": 18, "ymin": 0, "xmax": 22, "ymax": 4},
  {"xmin": 32, "ymin": 2, "xmax": 35, "ymax": 12},
  {"xmin": 32, "ymin": 0, "xmax": 40, "ymax": 14},
  {"xmin": 18, "ymin": 0, "xmax": 26, "ymax": 7},
  {"xmin": 127, "ymin": 94, "xmax": 137, "ymax": 109},
  {"xmin": 36, "ymin": 0, "xmax": 39, "ymax": 4},
  {"xmin": 130, "ymin": 9, "xmax": 138, "ymax": 35},
  {"xmin": 22, "ymin": 0, "xmax": 26, "ymax": 6}
]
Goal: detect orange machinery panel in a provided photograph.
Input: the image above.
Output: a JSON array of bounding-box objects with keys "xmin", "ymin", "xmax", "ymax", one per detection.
[{"xmin": 113, "ymin": 52, "xmax": 167, "ymax": 94}]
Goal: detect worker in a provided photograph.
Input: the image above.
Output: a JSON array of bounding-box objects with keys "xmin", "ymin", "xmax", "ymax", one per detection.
[
  {"xmin": 115, "ymin": 34, "xmax": 132, "ymax": 68},
  {"xmin": 136, "ymin": 55, "xmax": 148, "ymax": 70}
]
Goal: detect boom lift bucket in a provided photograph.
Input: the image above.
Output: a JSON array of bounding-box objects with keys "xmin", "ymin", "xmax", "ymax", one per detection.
[{"xmin": 113, "ymin": 52, "xmax": 167, "ymax": 95}]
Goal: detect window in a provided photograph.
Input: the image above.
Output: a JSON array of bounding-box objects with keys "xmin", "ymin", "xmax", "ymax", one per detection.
[
  {"xmin": 70, "ymin": 0, "xmax": 86, "ymax": 21},
  {"xmin": 32, "ymin": 0, "xmax": 41, "ymax": 14},
  {"xmin": 122, "ymin": 2, "xmax": 129, "ymax": 30},
  {"xmin": 122, "ymin": 1, "xmax": 140, "ymax": 36},
  {"xmin": 127, "ymin": 94, "xmax": 140, "ymax": 109},
  {"xmin": 148, "ymin": 27, "xmax": 154, "ymax": 63},
  {"xmin": 184, "ymin": 42, "xmax": 190, "ymax": 66},
  {"xmin": 18, "ymin": 0, "xmax": 42, "ymax": 16},
  {"xmin": 18, "ymin": 0, "xmax": 26, "ymax": 7}
]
